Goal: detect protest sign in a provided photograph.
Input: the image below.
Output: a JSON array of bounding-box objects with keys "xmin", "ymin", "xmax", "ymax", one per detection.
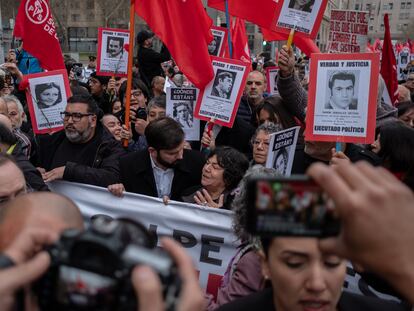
[
  {"xmin": 194, "ymin": 56, "xmax": 249, "ymax": 127},
  {"xmin": 25, "ymin": 69, "xmax": 71, "ymax": 134},
  {"xmin": 48, "ymin": 181, "xmax": 238, "ymax": 298},
  {"xmin": 265, "ymin": 126, "xmax": 300, "ymax": 176},
  {"xmin": 327, "ymin": 10, "xmax": 368, "ymax": 53},
  {"xmin": 166, "ymin": 87, "xmax": 200, "ymax": 141},
  {"xmin": 273, "ymin": 0, "xmax": 328, "ymax": 38},
  {"xmin": 266, "ymin": 66, "xmax": 280, "ymax": 95},
  {"xmin": 96, "ymin": 27, "xmax": 130, "ymax": 77},
  {"xmin": 397, "ymin": 47, "xmax": 411, "ymax": 80},
  {"xmin": 209, "ymin": 26, "xmax": 228, "ymax": 57},
  {"xmin": 305, "ymin": 53, "xmax": 380, "ymax": 144}
]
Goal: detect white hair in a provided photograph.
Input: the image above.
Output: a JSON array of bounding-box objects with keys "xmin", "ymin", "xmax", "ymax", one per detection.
[{"xmin": 3, "ymin": 95, "xmax": 27, "ymax": 123}]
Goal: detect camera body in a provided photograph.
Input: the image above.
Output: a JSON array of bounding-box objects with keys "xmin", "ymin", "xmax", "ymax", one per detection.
[
  {"xmin": 35, "ymin": 219, "xmax": 180, "ymax": 311},
  {"xmin": 72, "ymin": 63, "xmax": 86, "ymax": 82},
  {"xmin": 134, "ymin": 107, "xmax": 147, "ymax": 120}
]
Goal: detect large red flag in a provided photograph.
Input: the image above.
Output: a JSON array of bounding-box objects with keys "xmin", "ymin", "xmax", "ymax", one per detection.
[
  {"xmin": 208, "ymin": 0, "xmax": 277, "ymax": 30},
  {"xmin": 14, "ymin": 0, "xmax": 65, "ymax": 71},
  {"xmin": 261, "ymin": 28, "xmax": 320, "ymax": 57},
  {"xmin": 231, "ymin": 18, "xmax": 251, "ymax": 64},
  {"xmin": 136, "ymin": 0, "xmax": 214, "ymax": 89},
  {"xmin": 380, "ymin": 14, "xmax": 398, "ymax": 106}
]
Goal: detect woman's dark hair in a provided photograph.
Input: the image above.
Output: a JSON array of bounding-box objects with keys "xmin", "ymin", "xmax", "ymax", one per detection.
[
  {"xmin": 145, "ymin": 117, "xmax": 184, "ymax": 151},
  {"xmin": 118, "ymin": 79, "xmax": 150, "ymax": 105},
  {"xmin": 35, "ymin": 82, "xmax": 62, "ymax": 105},
  {"xmin": 208, "ymin": 146, "xmax": 249, "ymax": 191},
  {"xmin": 258, "ymin": 96, "xmax": 298, "ymax": 129},
  {"xmin": 397, "ymin": 101, "xmax": 414, "ymax": 117},
  {"xmin": 0, "ymin": 123, "xmax": 17, "ymax": 146},
  {"xmin": 377, "ymin": 121, "xmax": 414, "ymax": 172}
]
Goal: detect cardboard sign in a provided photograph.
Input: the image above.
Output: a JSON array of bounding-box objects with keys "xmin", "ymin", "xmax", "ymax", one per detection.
[
  {"xmin": 327, "ymin": 10, "xmax": 369, "ymax": 53},
  {"xmin": 96, "ymin": 27, "xmax": 130, "ymax": 77},
  {"xmin": 194, "ymin": 56, "xmax": 249, "ymax": 127},
  {"xmin": 166, "ymin": 87, "xmax": 200, "ymax": 141},
  {"xmin": 25, "ymin": 69, "xmax": 71, "ymax": 134},
  {"xmin": 397, "ymin": 47, "xmax": 411, "ymax": 80},
  {"xmin": 266, "ymin": 66, "xmax": 280, "ymax": 95},
  {"xmin": 305, "ymin": 53, "xmax": 380, "ymax": 144},
  {"xmin": 209, "ymin": 26, "xmax": 228, "ymax": 57},
  {"xmin": 272, "ymin": 0, "xmax": 328, "ymax": 38},
  {"xmin": 265, "ymin": 126, "xmax": 300, "ymax": 176}
]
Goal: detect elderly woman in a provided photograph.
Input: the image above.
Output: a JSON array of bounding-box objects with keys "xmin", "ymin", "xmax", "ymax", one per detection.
[
  {"xmin": 251, "ymin": 123, "xmax": 283, "ymax": 166},
  {"xmin": 182, "ymin": 146, "xmax": 249, "ymax": 209}
]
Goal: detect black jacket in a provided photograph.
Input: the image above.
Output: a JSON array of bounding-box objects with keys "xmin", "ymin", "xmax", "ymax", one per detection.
[
  {"xmin": 119, "ymin": 149, "xmax": 205, "ymax": 201},
  {"xmin": 12, "ymin": 141, "xmax": 49, "ymax": 192},
  {"xmin": 34, "ymin": 126, "xmax": 126, "ymax": 187},
  {"xmin": 137, "ymin": 45, "xmax": 170, "ymax": 87},
  {"xmin": 217, "ymin": 287, "xmax": 409, "ymax": 311}
]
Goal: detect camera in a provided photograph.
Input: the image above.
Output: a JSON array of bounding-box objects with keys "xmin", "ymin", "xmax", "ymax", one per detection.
[
  {"xmin": 131, "ymin": 107, "xmax": 147, "ymax": 120},
  {"xmin": 72, "ymin": 63, "xmax": 86, "ymax": 81},
  {"xmin": 245, "ymin": 175, "xmax": 340, "ymax": 237},
  {"xmin": 35, "ymin": 217, "xmax": 181, "ymax": 311}
]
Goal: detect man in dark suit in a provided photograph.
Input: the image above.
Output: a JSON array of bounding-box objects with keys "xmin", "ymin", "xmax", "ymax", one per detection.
[
  {"xmin": 325, "ymin": 71, "xmax": 358, "ymax": 110},
  {"xmin": 108, "ymin": 117, "xmax": 205, "ymax": 201}
]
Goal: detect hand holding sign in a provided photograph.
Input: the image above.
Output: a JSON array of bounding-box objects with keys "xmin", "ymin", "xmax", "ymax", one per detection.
[{"xmin": 278, "ymin": 46, "xmax": 295, "ymax": 77}]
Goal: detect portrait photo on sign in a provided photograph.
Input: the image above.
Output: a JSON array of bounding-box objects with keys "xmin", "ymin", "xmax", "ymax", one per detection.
[
  {"xmin": 96, "ymin": 27, "xmax": 129, "ymax": 77},
  {"xmin": 274, "ymin": 0, "xmax": 326, "ymax": 37},
  {"xmin": 324, "ymin": 70, "xmax": 359, "ymax": 110},
  {"xmin": 25, "ymin": 69, "xmax": 71, "ymax": 134},
  {"xmin": 173, "ymin": 102, "xmax": 194, "ymax": 129},
  {"xmin": 195, "ymin": 57, "xmax": 249, "ymax": 128},
  {"xmin": 266, "ymin": 67, "xmax": 280, "ymax": 95},
  {"xmin": 211, "ymin": 69, "xmax": 236, "ymax": 100},
  {"xmin": 209, "ymin": 27, "xmax": 227, "ymax": 57},
  {"xmin": 305, "ymin": 53, "xmax": 380, "ymax": 144}
]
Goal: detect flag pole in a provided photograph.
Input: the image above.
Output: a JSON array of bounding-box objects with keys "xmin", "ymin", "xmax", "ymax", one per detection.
[
  {"xmin": 224, "ymin": 0, "xmax": 233, "ymax": 58},
  {"xmin": 123, "ymin": 0, "xmax": 136, "ymax": 147}
]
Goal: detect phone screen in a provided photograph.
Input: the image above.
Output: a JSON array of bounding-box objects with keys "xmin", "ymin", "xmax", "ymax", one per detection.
[{"xmin": 246, "ymin": 176, "xmax": 340, "ymax": 237}]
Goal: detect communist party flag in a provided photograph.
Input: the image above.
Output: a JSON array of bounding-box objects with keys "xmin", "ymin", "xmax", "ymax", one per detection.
[
  {"xmin": 14, "ymin": 0, "xmax": 65, "ymax": 71},
  {"xmin": 136, "ymin": 0, "xmax": 214, "ymax": 89},
  {"xmin": 231, "ymin": 18, "xmax": 251, "ymax": 64}
]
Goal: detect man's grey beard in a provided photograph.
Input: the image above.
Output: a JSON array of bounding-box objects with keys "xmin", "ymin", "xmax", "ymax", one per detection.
[{"xmin": 65, "ymin": 124, "xmax": 94, "ymax": 143}]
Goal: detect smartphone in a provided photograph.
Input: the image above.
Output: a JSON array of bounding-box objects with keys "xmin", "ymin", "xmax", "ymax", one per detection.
[{"xmin": 246, "ymin": 175, "xmax": 340, "ymax": 237}]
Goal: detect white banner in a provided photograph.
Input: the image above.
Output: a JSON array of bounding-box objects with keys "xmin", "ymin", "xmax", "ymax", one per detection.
[{"xmin": 49, "ymin": 181, "xmax": 239, "ymax": 295}]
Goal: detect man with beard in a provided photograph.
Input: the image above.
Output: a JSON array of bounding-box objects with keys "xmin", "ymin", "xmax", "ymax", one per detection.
[
  {"xmin": 108, "ymin": 117, "xmax": 205, "ymax": 201},
  {"xmin": 33, "ymin": 94, "xmax": 126, "ymax": 187}
]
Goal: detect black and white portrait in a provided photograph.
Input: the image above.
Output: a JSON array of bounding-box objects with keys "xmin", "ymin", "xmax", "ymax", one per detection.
[
  {"xmin": 106, "ymin": 36, "xmax": 124, "ymax": 59},
  {"xmin": 35, "ymin": 82, "xmax": 62, "ymax": 109},
  {"xmin": 273, "ymin": 147, "xmax": 289, "ymax": 175},
  {"xmin": 208, "ymin": 35, "xmax": 221, "ymax": 56},
  {"xmin": 288, "ymin": 0, "xmax": 315, "ymax": 13},
  {"xmin": 211, "ymin": 70, "xmax": 236, "ymax": 100},
  {"xmin": 325, "ymin": 71, "xmax": 359, "ymax": 110},
  {"xmin": 173, "ymin": 102, "xmax": 194, "ymax": 128}
]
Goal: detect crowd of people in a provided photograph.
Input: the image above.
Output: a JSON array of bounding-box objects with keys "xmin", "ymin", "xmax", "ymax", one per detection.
[{"xmin": 0, "ymin": 28, "xmax": 414, "ymax": 311}]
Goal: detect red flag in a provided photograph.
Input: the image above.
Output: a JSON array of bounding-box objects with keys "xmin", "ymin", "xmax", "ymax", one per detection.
[
  {"xmin": 261, "ymin": 28, "xmax": 320, "ymax": 57},
  {"xmin": 373, "ymin": 39, "xmax": 382, "ymax": 52},
  {"xmin": 14, "ymin": 0, "xmax": 64, "ymax": 71},
  {"xmin": 231, "ymin": 18, "xmax": 251, "ymax": 64},
  {"xmin": 380, "ymin": 14, "xmax": 398, "ymax": 106},
  {"xmin": 208, "ymin": 0, "xmax": 277, "ymax": 30},
  {"xmin": 136, "ymin": 0, "xmax": 214, "ymax": 89}
]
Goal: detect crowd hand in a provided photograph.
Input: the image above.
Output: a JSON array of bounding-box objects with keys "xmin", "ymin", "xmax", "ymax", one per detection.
[
  {"xmin": 0, "ymin": 228, "xmax": 57, "ymax": 311},
  {"xmin": 278, "ymin": 45, "xmax": 295, "ymax": 77},
  {"xmin": 194, "ymin": 189, "xmax": 224, "ymax": 209},
  {"xmin": 120, "ymin": 125, "xmax": 132, "ymax": 140},
  {"xmin": 329, "ymin": 148, "xmax": 350, "ymax": 166},
  {"xmin": 134, "ymin": 118, "xmax": 149, "ymax": 136},
  {"xmin": 129, "ymin": 109, "xmax": 137, "ymax": 123},
  {"xmin": 132, "ymin": 238, "xmax": 205, "ymax": 311},
  {"xmin": 307, "ymin": 162, "xmax": 414, "ymax": 304},
  {"xmin": 107, "ymin": 78, "xmax": 116, "ymax": 95},
  {"xmin": 1, "ymin": 63, "xmax": 23, "ymax": 80},
  {"xmin": 42, "ymin": 166, "xmax": 65, "ymax": 183},
  {"xmin": 6, "ymin": 49, "xmax": 16, "ymax": 63},
  {"xmin": 162, "ymin": 195, "xmax": 170, "ymax": 205},
  {"xmin": 36, "ymin": 167, "xmax": 46, "ymax": 175},
  {"xmin": 201, "ymin": 128, "xmax": 215, "ymax": 150},
  {"xmin": 68, "ymin": 69, "xmax": 78, "ymax": 86},
  {"xmin": 108, "ymin": 183, "xmax": 125, "ymax": 197}
]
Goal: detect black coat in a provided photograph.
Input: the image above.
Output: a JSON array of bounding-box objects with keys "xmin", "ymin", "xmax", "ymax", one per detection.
[
  {"xmin": 216, "ymin": 287, "xmax": 409, "ymax": 311},
  {"xmin": 33, "ymin": 126, "xmax": 126, "ymax": 187},
  {"xmin": 119, "ymin": 149, "xmax": 205, "ymax": 201},
  {"xmin": 137, "ymin": 45, "xmax": 170, "ymax": 87}
]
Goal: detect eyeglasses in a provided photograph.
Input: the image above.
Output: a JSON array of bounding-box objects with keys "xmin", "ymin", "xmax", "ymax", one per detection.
[
  {"xmin": 252, "ymin": 140, "xmax": 270, "ymax": 148},
  {"xmin": 131, "ymin": 91, "xmax": 143, "ymax": 98},
  {"xmin": 60, "ymin": 112, "xmax": 94, "ymax": 122}
]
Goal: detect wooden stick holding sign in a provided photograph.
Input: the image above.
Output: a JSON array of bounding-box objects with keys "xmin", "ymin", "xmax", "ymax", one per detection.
[
  {"xmin": 286, "ymin": 29, "xmax": 295, "ymax": 49},
  {"xmin": 123, "ymin": 0, "xmax": 136, "ymax": 147}
]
